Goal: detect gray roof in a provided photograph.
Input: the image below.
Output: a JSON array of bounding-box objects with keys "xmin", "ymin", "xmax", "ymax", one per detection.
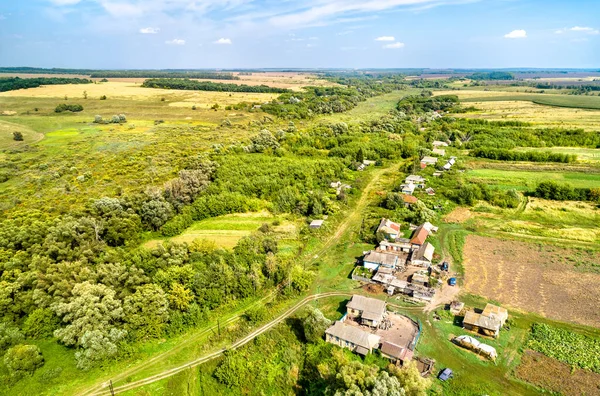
[
  {"xmin": 364, "ymin": 251, "xmax": 398, "ymax": 267},
  {"xmin": 463, "ymin": 311, "xmax": 501, "ymax": 331},
  {"xmin": 347, "ymin": 295, "xmax": 386, "ymax": 317},
  {"xmin": 412, "ymin": 243, "xmax": 435, "ymax": 262},
  {"xmin": 325, "ymin": 321, "xmax": 380, "ymax": 349}
]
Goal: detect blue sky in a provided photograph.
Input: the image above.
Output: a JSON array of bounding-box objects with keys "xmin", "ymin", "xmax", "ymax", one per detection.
[{"xmin": 0, "ymin": 0, "xmax": 599, "ymax": 69}]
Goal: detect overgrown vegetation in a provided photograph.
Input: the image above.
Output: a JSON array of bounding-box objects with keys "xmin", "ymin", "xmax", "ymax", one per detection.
[
  {"xmin": 54, "ymin": 103, "xmax": 83, "ymax": 113},
  {"xmin": 470, "ymin": 147, "xmax": 577, "ymax": 163}
]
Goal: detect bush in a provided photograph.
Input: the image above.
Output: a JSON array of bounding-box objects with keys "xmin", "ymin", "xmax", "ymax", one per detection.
[
  {"xmin": 22, "ymin": 308, "xmax": 60, "ymax": 339},
  {"xmin": 55, "ymin": 103, "xmax": 83, "ymax": 113},
  {"xmin": 12, "ymin": 131, "xmax": 23, "ymax": 141},
  {"xmin": 3, "ymin": 344, "xmax": 44, "ymax": 378}
]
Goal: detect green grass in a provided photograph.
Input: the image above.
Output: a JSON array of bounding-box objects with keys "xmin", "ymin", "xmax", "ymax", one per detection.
[
  {"xmin": 324, "ymin": 89, "xmax": 421, "ymax": 123},
  {"xmin": 514, "ymin": 147, "xmax": 600, "ymax": 162},
  {"xmin": 467, "ymin": 168, "xmax": 600, "ymax": 190},
  {"xmin": 0, "ymin": 118, "xmax": 43, "ymax": 149}
]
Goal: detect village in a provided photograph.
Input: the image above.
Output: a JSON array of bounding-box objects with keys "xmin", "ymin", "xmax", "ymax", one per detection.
[{"xmin": 321, "ymin": 151, "xmax": 511, "ymax": 379}]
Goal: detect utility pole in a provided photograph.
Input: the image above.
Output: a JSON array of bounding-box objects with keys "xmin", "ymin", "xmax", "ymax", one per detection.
[{"xmin": 109, "ymin": 380, "xmax": 115, "ymax": 396}]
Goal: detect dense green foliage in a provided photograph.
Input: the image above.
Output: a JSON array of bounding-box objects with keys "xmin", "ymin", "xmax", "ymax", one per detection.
[
  {"xmin": 470, "ymin": 147, "xmax": 576, "ymax": 163},
  {"xmin": 90, "ymin": 71, "xmax": 238, "ymax": 79},
  {"xmin": 3, "ymin": 345, "xmax": 44, "ymax": 378},
  {"xmin": 0, "ymin": 77, "xmax": 91, "ymax": 92},
  {"xmin": 532, "ymin": 181, "xmax": 599, "ymax": 202},
  {"xmin": 397, "ymin": 94, "xmax": 459, "ymax": 114},
  {"xmin": 54, "ymin": 104, "xmax": 84, "ymax": 113},
  {"xmin": 527, "ymin": 323, "xmax": 600, "ymax": 373},
  {"xmin": 141, "ymin": 78, "xmax": 289, "ymax": 93},
  {"xmin": 469, "ymin": 71, "xmax": 515, "ymax": 80}
]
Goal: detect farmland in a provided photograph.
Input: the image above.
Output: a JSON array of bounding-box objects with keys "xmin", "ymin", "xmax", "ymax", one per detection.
[
  {"xmin": 466, "ymin": 168, "xmax": 600, "ymax": 190},
  {"xmin": 463, "ymin": 235, "xmax": 600, "ymax": 327}
]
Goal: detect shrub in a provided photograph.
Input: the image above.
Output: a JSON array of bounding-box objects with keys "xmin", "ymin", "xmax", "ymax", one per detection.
[
  {"xmin": 3, "ymin": 344, "xmax": 44, "ymax": 378},
  {"xmin": 55, "ymin": 103, "xmax": 83, "ymax": 113},
  {"xmin": 12, "ymin": 131, "xmax": 23, "ymax": 141}
]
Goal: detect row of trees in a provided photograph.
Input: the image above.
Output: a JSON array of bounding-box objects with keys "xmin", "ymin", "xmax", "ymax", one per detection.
[
  {"xmin": 0, "ymin": 77, "xmax": 91, "ymax": 92},
  {"xmin": 141, "ymin": 78, "xmax": 289, "ymax": 93},
  {"xmin": 532, "ymin": 181, "xmax": 600, "ymax": 202},
  {"xmin": 55, "ymin": 104, "xmax": 84, "ymax": 113},
  {"xmin": 470, "ymin": 147, "xmax": 577, "ymax": 163},
  {"xmin": 396, "ymin": 94, "xmax": 460, "ymax": 115},
  {"xmin": 90, "ymin": 71, "xmax": 239, "ymax": 79}
]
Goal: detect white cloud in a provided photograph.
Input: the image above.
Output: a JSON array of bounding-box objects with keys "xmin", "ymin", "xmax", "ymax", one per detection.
[
  {"xmin": 140, "ymin": 27, "xmax": 160, "ymax": 34},
  {"xmin": 555, "ymin": 26, "xmax": 599, "ymax": 36},
  {"xmin": 165, "ymin": 38, "xmax": 185, "ymax": 45},
  {"xmin": 101, "ymin": 2, "xmax": 144, "ymax": 17},
  {"xmin": 49, "ymin": 0, "xmax": 82, "ymax": 5},
  {"xmin": 504, "ymin": 29, "xmax": 527, "ymax": 39},
  {"xmin": 375, "ymin": 36, "xmax": 395, "ymax": 41},
  {"xmin": 383, "ymin": 42, "xmax": 404, "ymax": 49},
  {"xmin": 214, "ymin": 37, "xmax": 232, "ymax": 44}
]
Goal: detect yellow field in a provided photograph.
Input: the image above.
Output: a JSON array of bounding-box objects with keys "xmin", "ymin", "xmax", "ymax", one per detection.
[{"xmin": 435, "ymin": 90, "xmax": 600, "ymax": 130}]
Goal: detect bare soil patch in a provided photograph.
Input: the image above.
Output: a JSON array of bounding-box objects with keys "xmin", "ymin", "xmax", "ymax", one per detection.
[
  {"xmin": 515, "ymin": 350, "xmax": 600, "ymax": 395},
  {"xmin": 463, "ymin": 235, "xmax": 600, "ymax": 327}
]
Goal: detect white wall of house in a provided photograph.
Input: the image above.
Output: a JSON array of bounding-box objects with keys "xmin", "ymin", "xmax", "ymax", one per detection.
[{"xmin": 364, "ymin": 262, "xmax": 380, "ymax": 271}]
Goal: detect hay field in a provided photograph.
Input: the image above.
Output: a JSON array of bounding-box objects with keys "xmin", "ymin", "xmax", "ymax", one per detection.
[
  {"xmin": 434, "ymin": 89, "xmax": 600, "ymax": 129},
  {"xmin": 463, "ymin": 235, "xmax": 600, "ymax": 328},
  {"xmin": 145, "ymin": 212, "xmax": 296, "ymax": 249}
]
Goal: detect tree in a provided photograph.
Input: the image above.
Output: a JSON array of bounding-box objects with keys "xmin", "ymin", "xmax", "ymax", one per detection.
[
  {"xmin": 140, "ymin": 198, "xmax": 174, "ymax": 230},
  {"xmin": 12, "ymin": 131, "xmax": 23, "ymax": 141},
  {"xmin": 302, "ymin": 306, "xmax": 331, "ymax": 343},
  {"xmin": 410, "ymin": 201, "xmax": 436, "ymax": 224},
  {"xmin": 22, "ymin": 308, "xmax": 60, "ymax": 339},
  {"xmin": 3, "ymin": 344, "xmax": 44, "ymax": 378},
  {"xmin": 53, "ymin": 281, "xmax": 124, "ymax": 347},
  {"xmin": 356, "ymin": 147, "xmax": 365, "ymax": 163},
  {"xmin": 123, "ymin": 284, "xmax": 169, "ymax": 340},
  {"xmin": 0, "ymin": 321, "xmax": 24, "ymax": 350},
  {"xmin": 83, "ymin": 90, "xmax": 88, "ymax": 99},
  {"xmin": 168, "ymin": 283, "xmax": 194, "ymax": 311},
  {"xmin": 389, "ymin": 362, "xmax": 431, "ymax": 396}
]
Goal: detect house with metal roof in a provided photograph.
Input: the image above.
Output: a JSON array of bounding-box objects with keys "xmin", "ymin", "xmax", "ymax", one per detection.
[
  {"xmin": 410, "ymin": 225, "xmax": 430, "ymax": 246},
  {"xmin": 463, "ymin": 305, "xmax": 507, "ymax": 338},
  {"xmin": 363, "ymin": 251, "xmax": 399, "ymax": 271},
  {"xmin": 346, "ymin": 295, "xmax": 387, "ymax": 328},
  {"xmin": 432, "ymin": 140, "xmax": 449, "ymax": 147},
  {"xmin": 377, "ymin": 218, "xmax": 401, "ymax": 239},
  {"xmin": 400, "ymin": 183, "xmax": 416, "ymax": 195},
  {"xmin": 410, "ymin": 242, "xmax": 435, "ymax": 267},
  {"xmin": 380, "ymin": 341, "xmax": 414, "ymax": 366},
  {"xmin": 325, "ymin": 321, "xmax": 381, "ymax": 356}
]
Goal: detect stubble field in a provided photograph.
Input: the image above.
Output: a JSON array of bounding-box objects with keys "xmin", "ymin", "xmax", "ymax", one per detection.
[{"xmin": 463, "ymin": 235, "xmax": 600, "ymax": 328}]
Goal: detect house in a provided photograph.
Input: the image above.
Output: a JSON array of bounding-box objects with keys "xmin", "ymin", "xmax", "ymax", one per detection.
[
  {"xmin": 330, "ymin": 181, "xmax": 342, "ymax": 189},
  {"xmin": 410, "ymin": 242, "xmax": 435, "ymax": 267},
  {"xmin": 432, "ymin": 140, "xmax": 449, "ymax": 147},
  {"xmin": 357, "ymin": 163, "xmax": 366, "ymax": 171},
  {"xmin": 420, "ymin": 156, "xmax": 438, "ymax": 166},
  {"xmin": 422, "ymin": 222, "xmax": 439, "ymax": 233},
  {"xmin": 432, "ymin": 148, "xmax": 446, "ymax": 156},
  {"xmin": 402, "ymin": 194, "xmax": 418, "ymax": 208},
  {"xmin": 379, "ymin": 239, "xmax": 412, "ymax": 254},
  {"xmin": 363, "ymin": 251, "xmax": 399, "ymax": 271},
  {"xmin": 310, "ymin": 220, "xmax": 324, "ymax": 229},
  {"xmin": 346, "ymin": 295, "xmax": 387, "ymax": 328},
  {"xmin": 462, "ymin": 304, "xmax": 508, "ymax": 338},
  {"xmin": 405, "ymin": 175, "xmax": 426, "ymax": 185},
  {"xmin": 426, "ymin": 187, "xmax": 435, "ymax": 196},
  {"xmin": 410, "ymin": 225, "xmax": 430, "ymax": 246},
  {"xmin": 325, "ymin": 321, "xmax": 381, "ymax": 356},
  {"xmin": 400, "ymin": 183, "xmax": 416, "ymax": 195},
  {"xmin": 450, "ymin": 301, "xmax": 465, "ymax": 315},
  {"xmin": 363, "ymin": 160, "xmax": 376, "ymax": 166},
  {"xmin": 411, "ymin": 272, "xmax": 429, "ymax": 287},
  {"xmin": 433, "ymin": 171, "xmax": 443, "ymax": 177},
  {"xmin": 377, "ymin": 218, "xmax": 401, "ymax": 239},
  {"xmin": 380, "ymin": 341, "xmax": 414, "ymax": 366}
]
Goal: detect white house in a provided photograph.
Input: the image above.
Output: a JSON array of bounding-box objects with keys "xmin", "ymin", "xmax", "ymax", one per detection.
[
  {"xmin": 363, "ymin": 251, "xmax": 399, "ymax": 271},
  {"xmin": 400, "ymin": 183, "xmax": 416, "ymax": 195},
  {"xmin": 377, "ymin": 218, "xmax": 401, "ymax": 239}
]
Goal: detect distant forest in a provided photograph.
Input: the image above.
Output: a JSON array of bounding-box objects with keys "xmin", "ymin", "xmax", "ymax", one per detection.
[
  {"xmin": 141, "ymin": 78, "xmax": 290, "ymax": 93},
  {"xmin": 0, "ymin": 77, "xmax": 92, "ymax": 92},
  {"xmin": 469, "ymin": 71, "xmax": 515, "ymax": 80},
  {"xmin": 89, "ymin": 71, "xmax": 239, "ymax": 80}
]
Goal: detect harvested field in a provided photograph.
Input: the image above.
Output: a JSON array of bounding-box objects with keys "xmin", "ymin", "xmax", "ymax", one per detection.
[
  {"xmin": 444, "ymin": 207, "xmax": 472, "ymax": 223},
  {"xmin": 463, "ymin": 235, "xmax": 600, "ymax": 328},
  {"xmin": 515, "ymin": 350, "xmax": 600, "ymax": 395}
]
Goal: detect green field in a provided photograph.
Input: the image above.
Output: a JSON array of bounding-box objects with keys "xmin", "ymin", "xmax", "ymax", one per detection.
[
  {"xmin": 514, "ymin": 147, "xmax": 600, "ymax": 162},
  {"xmin": 324, "ymin": 89, "xmax": 421, "ymax": 123},
  {"xmin": 146, "ymin": 212, "xmax": 296, "ymax": 249},
  {"xmin": 460, "ymin": 93, "xmax": 600, "ymax": 110},
  {"xmin": 467, "ymin": 168, "xmax": 600, "ymax": 190}
]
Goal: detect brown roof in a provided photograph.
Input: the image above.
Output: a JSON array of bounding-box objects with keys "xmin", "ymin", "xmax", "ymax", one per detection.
[
  {"xmin": 410, "ymin": 225, "xmax": 429, "ymax": 245},
  {"xmin": 381, "ymin": 342, "xmax": 414, "ymax": 361},
  {"xmin": 402, "ymin": 195, "xmax": 418, "ymax": 204}
]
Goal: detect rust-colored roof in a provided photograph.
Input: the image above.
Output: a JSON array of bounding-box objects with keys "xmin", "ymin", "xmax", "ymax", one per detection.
[
  {"xmin": 381, "ymin": 342, "xmax": 414, "ymax": 361},
  {"xmin": 410, "ymin": 226, "xmax": 429, "ymax": 245},
  {"xmin": 402, "ymin": 195, "xmax": 418, "ymax": 204}
]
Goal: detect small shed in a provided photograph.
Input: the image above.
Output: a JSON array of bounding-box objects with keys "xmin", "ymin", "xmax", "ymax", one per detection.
[
  {"xmin": 449, "ymin": 301, "xmax": 465, "ymax": 315},
  {"xmin": 310, "ymin": 220, "xmax": 324, "ymax": 229}
]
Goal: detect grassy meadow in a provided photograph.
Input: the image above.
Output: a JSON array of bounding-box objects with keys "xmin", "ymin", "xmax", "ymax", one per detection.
[{"xmin": 466, "ymin": 168, "xmax": 600, "ymax": 190}]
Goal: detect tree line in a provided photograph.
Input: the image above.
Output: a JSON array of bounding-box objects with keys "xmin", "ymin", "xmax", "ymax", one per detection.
[
  {"xmin": 0, "ymin": 77, "xmax": 91, "ymax": 92},
  {"xmin": 532, "ymin": 181, "xmax": 600, "ymax": 202},
  {"xmin": 141, "ymin": 78, "xmax": 289, "ymax": 93},
  {"xmin": 470, "ymin": 147, "xmax": 577, "ymax": 163},
  {"xmin": 90, "ymin": 71, "xmax": 239, "ymax": 80}
]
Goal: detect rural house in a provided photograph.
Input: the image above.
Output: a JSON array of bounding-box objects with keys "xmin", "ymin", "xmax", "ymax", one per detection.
[
  {"xmin": 410, "ymin": 242, "xmax": 435, "ymax": 267},
  {"xmin": 378, "ymin": 239, "xmax": 412, "ymax": 254},
  {"xmin": 377, "ymin": 218, "xmax": 401, "ymax": 239},
  {"xmin": 402, "ymin": 194, "xmax": 418, "ymax": 207},
  {"xmin": 310, "ymin": 220, "xmax": 324, "ymax": 229},
  {"xmin": 410, "ymin": 272, "xmax": 429, "ymax": 287},
  {"xmin": 380, "ymin": 341, "xmax": 414, "ymax": 366},
  {"xmin": 400, "ymin": 183, "xmax": 416, "ymax": 195},
  {"xmin": 462, "ymin": 304, "xmax": 508, "ymax": 338},
  {"xmin": 410, "ymin": 224, "xmax": 430, "ymax": 247},
  {"xmin": 432, "ymin": 140, "xmax": 449, "ymax": 147},
  {"xmin": 325, "ymin": 321, "xmax": 381, "ymax": 356},
  {"xmin": 405, "ymin": 175, "xmax": 426, "ymax": 186},
  {"xmin": 420, "ymin": 156, "xmax": 438, "ymax": 166},
  {"xmin": 432, "ymin": 148, "xmax": 446, "ymax": 156},
  {"xmin": 422, "ymin": 222, "xmax": 439, "ymax": 233},
  {"xmin": 363, "ymin": 251, "xmax": 400, "ymax": 271},
  {"xmin": 346, "ymin": 295, "xmax": 387, "ymax": 328}
]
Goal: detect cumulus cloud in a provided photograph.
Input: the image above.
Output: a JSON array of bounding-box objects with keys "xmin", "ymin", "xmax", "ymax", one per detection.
[
  {"xmin": 504, "ymin": 29, "xmax": 527, "ymax": 39},
  {"xmin": 165, "ymin": 38, "xmax": 185, "ymax": 45},
  {"xmin": 214, "ymin": 38, "xmax": 232, "ymax": 44},
  {"xmin": 383, "ymin": 42, "xmax": 404, "ymax": 49},
  {"xmin": 375, "ymin": 36, "xmax": 395, "ymax": 41},
  {"xmin": 140, "ymin": 27, "xmax": 160, "ymax": 34}
]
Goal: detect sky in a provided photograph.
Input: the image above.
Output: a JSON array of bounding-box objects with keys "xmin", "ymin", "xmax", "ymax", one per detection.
[{"xmin": 0, "ymin": 0, "xmax": 599, "ymax": 69}]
